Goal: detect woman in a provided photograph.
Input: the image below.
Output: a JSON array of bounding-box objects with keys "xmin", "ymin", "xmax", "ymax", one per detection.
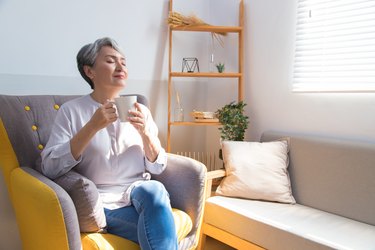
[{"xmin": 41, "ymin": 37, "xmax": 178, "ymax": 250}]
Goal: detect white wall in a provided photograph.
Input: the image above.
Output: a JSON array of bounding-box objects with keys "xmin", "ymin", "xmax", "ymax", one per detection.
[{"xmin": 245, "ymin": 0, "xmax": 375, "ymax": 142}]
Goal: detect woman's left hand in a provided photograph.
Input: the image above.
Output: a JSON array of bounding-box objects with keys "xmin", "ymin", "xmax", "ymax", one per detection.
[
  {"xmin": 129, "ymin": 102, "xmax": 148, "ymax": 135},
  {"xmin": 129, "ymin": 102, "xmax": 160, "ymax": 162}
]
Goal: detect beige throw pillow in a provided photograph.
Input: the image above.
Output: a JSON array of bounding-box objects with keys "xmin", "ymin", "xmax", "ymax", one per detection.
[{"xmin": 216, "ymin": 140, "xmax": 295, "ymax": 204}]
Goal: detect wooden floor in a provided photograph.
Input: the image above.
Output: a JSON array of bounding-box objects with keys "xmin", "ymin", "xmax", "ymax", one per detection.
[{"xmin": 204, "ymin": 236, "xmax": 236, "ymax": 250}]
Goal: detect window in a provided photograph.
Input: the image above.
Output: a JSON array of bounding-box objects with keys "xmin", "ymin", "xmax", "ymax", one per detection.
[{"xmin": 293, "ymin": 0, "xmax": 375, "ymax": 92}]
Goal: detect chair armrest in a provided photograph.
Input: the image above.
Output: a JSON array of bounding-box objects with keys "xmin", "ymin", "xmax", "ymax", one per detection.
[
  {"xmin": 151, "ymin": 153, "xmax": 207, "ymax": 244},
  {"xmin": 205, "ymin": 169, "xmax": 226, "ymax": 199},
  {"xmin": 207, "ymin": 169, "xmax": 226, "ymax": 180},
  {"xmin": 11, "ymin": 167, "xmax": 81, "ymax": 250}
]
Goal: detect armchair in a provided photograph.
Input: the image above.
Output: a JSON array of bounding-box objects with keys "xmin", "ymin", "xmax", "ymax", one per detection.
[{"xmin": 0, "ymin": 94, "xmax": 207, "ymax": 250}]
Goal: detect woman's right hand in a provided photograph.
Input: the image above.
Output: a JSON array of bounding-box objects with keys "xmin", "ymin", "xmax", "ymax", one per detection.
[
  {"xmin": 89, "ymin": 100, "xmax": 118, "ymax": 131},
  {"xmin": 70, "ymin": 100, "xmax": 118, "ymax": 160}
]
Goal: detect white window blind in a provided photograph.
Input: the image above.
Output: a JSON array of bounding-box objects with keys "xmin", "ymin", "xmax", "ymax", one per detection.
[{"xmin": 293, "ymin": 0, "xmax": 375, "ymax": 92}]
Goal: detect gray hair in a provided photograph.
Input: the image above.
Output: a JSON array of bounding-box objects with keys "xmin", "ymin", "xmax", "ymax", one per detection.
[{"xmin": 76, "ymin": 37, "xmax": 124, "ymax": 89}]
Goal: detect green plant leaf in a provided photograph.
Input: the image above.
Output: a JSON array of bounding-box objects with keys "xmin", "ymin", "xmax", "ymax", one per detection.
[{"xmin": 216, "ymin": 101, "xmax": 249, "ymax": 141}]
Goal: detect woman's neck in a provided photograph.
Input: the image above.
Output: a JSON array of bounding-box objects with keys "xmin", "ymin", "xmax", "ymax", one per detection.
[{"xmin": 90, "ymin": 90, "xmax": 120, "ymax": 104}]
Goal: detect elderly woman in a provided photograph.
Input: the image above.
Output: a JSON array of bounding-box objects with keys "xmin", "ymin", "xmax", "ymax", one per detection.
[{"xmin": 41, "ymin": 37, "xmax": 177, "ymax": 250}]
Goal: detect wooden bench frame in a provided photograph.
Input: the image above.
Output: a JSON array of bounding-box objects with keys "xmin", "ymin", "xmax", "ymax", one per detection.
[{"xmin": 197, "ymin": 170, "xmax": 264, "ymax": 250}]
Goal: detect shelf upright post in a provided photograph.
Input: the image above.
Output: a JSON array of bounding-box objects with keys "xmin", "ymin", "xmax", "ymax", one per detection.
[
  {"xmin": 167, "ymin": 0, "xmax": 174, "ymax": 152},
  {"xmin": 239, "ymin": 0, "xmax": 244, "ymax": 102}
]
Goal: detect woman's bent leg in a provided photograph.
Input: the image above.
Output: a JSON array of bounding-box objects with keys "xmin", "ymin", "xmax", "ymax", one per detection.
[
  {"xmin": 131, "ymin": 180, "xmax": 178, "ymax": 250},
  {"xmin": 104, "ymin": 206, "xmax": 139, "ymax": 243}
]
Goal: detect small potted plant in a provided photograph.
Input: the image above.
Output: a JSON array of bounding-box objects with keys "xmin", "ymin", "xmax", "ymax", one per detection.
[
  {"xmin": 216, "ymin": 101, "xmax": 249, "ymax": 141},
  {"xmin": 216, "ymin": 101, "xmax": 249, "ymax": 159},
  {"xmin": 216, "ymin": 62, "xmax": 225, "ymax": 73}
]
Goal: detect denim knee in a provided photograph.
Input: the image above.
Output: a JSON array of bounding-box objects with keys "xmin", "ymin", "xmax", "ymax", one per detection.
[{"xmin": 131, "ymin": 180, "xmax": 170, "ymax": 208}]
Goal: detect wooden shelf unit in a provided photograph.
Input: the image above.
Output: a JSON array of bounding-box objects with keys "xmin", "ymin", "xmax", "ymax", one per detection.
[{"xmin": 167, "ymin": 0, "xmax": 244, "ymax": 152}]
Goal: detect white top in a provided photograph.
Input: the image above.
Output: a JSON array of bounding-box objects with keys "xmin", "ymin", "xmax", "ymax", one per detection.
[{"xmin": 41, "ymin": 95, "xmax": 167, "ymax": 209}]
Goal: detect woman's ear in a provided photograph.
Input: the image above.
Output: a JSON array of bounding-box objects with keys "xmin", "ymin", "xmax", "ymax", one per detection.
[{"xmin": 84, "ymin": 65, "xmax": 94, "ymax": 80}]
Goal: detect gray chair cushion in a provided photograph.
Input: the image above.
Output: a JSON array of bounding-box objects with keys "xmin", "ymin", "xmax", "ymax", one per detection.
[{"xmin": 54, "ymin": 170, "xmax": 107, "ymax": 233}]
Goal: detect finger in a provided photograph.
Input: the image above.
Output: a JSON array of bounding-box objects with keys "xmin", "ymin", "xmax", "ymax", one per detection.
[
  {"xmin": 103, "ymin": 101, "xmax": 117, "ymax": 114},
  {"xmin": 134, "ymin": 102, "xmax": 146, "ymax": 115},
  {"xmin": 129, "ymin": 109, "xmax": 141, "ymax": 118},
  {"xmin": 103, "ymin": 99, "xmax": 111, "ymax": 106},
  {"xmin": 129, "ymin": 115, "xmax": 141, "ymax": 123},
  {"xmin": 108, "ymin": 112, "xmax": 118, "ymax": 120},
  {"xmin": 134, "ymin": 102, "xmax": 141, "ymax": 110},
  {"xmin": 131, "ymin": 121, "xmax": 145, "ymax": 132},
  {"xmin": 130, "ymin": 103, "xmax": 143, "ymax": 115},
  {"xmin": 128, "ymin": 110, "xmax": 143, "ymax": 124},
  {"xmin": 104, "ymin": 101, "xmax": 114, "ymax": 109}
]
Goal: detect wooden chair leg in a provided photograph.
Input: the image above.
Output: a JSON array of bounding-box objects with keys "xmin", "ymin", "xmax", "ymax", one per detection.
[{"xmin": 197, "ymin": 230, "xmax": 207, "ymax": 250}]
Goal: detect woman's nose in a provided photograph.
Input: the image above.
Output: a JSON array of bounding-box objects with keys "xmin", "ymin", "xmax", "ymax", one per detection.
[{"xmin": 115, "ymin": 61, "xmax": 125, "ymax": 71}]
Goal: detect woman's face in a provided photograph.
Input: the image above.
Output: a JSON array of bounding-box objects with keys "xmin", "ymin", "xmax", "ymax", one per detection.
[{"xmin": 86, "ymin": 46, "xmax": 128, "ymax": 90}]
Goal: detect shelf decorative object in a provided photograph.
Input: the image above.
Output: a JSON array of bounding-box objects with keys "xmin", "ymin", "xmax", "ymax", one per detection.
[
  {"xmin": 168, "ymin": 11, "xmax": 227, "ymax": 46},
  {"xmin": 175, "ymin": 90, "xmax": 184, "ymax": 122},
  {"xmin": 216, "ymin": 62, "xmax": 225, "ymax": 73},
  {"xmin": 209, "ymin": 53, "xmax": 215, "ymax": 72},
  {"xmin": 182, "ymin": 58, "xmax": 200, "ymax": 73},
  {"xmin": 190, "ymin": 110, "xmax": 219, "ymax": 123}
]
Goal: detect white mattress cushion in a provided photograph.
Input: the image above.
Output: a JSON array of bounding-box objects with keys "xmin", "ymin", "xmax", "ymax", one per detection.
[{"xmin": 205, "ymin": 196, "xmax": 375, "ymax": 250}]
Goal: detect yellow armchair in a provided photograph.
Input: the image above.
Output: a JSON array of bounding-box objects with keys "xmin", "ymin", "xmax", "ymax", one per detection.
[{"xmin": 0, "ymin": 94, "xmax": 206, "ymax": 250}]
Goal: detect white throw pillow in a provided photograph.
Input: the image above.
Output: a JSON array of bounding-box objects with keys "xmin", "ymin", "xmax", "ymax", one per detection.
[{"xmin": 216, "ymin": 140, "xmax": 296, "ymax": 204}]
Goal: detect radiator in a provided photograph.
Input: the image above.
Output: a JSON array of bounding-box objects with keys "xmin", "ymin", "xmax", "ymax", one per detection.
[{"xmin": 175, "ymin": 151, "xmax": 222, "ymax": 171}]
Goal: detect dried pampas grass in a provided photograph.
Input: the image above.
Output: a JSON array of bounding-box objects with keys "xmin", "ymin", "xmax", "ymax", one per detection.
[
  {"xmin": 168, "ymin": 11, "xmax": 226, "ymax": 46},
  {"xmin": 168, "ymin": 11, "xmax": 207, "ymax": 27}
]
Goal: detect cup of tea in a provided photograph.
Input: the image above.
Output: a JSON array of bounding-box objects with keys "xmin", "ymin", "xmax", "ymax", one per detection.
[{"xmin": 114, "ymin": 96, "xmax": 137, "ymax": 122}]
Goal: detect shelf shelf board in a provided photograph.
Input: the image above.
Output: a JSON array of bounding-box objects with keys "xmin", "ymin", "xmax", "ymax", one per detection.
[
  {"xmin": 170, "ymin": 25, "xmax": 242, "ymax": 33},
  {"xmin": 169, "ymin": 121, "xmax": 221, "ymax": 126},
  {"xmin": 170, "ymin": 72, "xmax": 242, "ymax": 78}
]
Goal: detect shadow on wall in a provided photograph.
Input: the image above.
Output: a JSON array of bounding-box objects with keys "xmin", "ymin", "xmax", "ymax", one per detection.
[{"xmin": 149, "ymin": 0, "xmax": 169, "ymax": 147}]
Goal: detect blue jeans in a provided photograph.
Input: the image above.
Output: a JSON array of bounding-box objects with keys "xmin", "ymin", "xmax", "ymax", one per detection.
[{"xmin": 104, "ymin": 180, "xmax": 178, "ymax": 250}]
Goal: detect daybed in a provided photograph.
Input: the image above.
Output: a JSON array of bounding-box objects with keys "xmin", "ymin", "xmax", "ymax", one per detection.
[
  {"xmin": 0, "ymin": 94, "xmax": 206, "ymax": 250},
  {"xmin": 199, "ymin": 131, "xmax": 375, "ymax": 250}
]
